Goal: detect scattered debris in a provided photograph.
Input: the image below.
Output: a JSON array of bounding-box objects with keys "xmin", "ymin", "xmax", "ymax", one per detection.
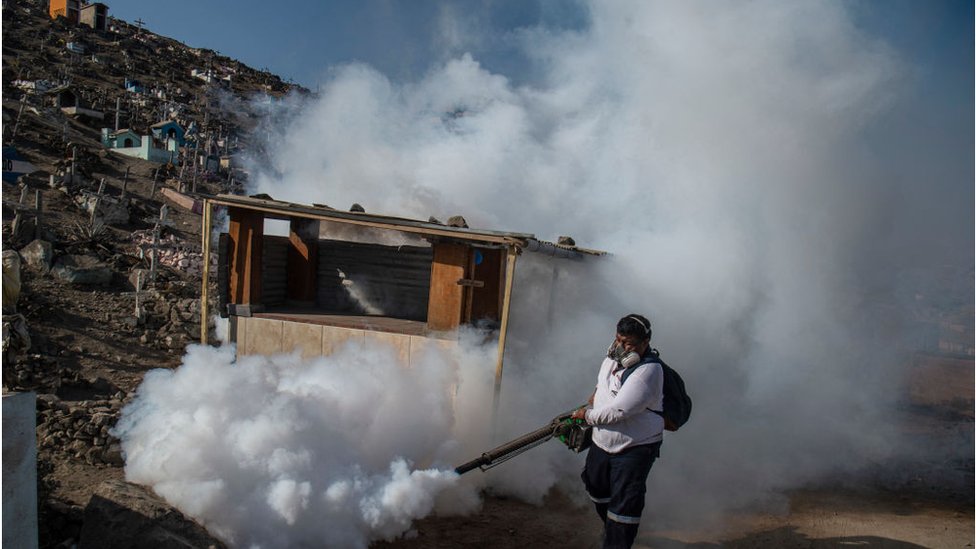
[
  {"xmin": 51, "ymin": 254, "xmax": 113, "ymax": 285},
  {"xmin": 19, "ymin": 239, "xmax": 54, "ymax": 273}
]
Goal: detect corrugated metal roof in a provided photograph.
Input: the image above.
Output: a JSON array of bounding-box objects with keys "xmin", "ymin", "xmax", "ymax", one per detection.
[{"xmin": 202, "ymin": 193, "xmax": 606, "ymax": 257}]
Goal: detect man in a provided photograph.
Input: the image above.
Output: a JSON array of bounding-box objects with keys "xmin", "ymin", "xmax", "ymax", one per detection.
[{"xmin": 571, "ymin": 313, "xmax": 664, "ymax": 549}]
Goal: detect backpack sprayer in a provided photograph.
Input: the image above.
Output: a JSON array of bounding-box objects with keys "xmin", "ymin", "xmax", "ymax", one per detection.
[{"xmin": 453, "ymin": 406, "xmax": 592, "ymax": 475}]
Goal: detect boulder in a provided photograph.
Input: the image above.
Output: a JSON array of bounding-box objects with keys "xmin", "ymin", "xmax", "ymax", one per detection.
[
  {"xmin": 52, "ymin": 255, "xmax": 113, "ymax": 285},
  {"xmin": 447, "ymin": 215, "xmax": 468, "ymax": 228},
  {"xmin": 78, "ymin": 480, "xmax": 225, "ymax": 549},
  {"xmin": 76, "ymin": 194, "xmax": 130, "ymax": 226},
  {"xmin": 20, "ymin": 239, "xmax": 53, "ymax": 272},
  {"xmin": 2, "ymin": 250, "xmax": 22, "ymax": 313}
]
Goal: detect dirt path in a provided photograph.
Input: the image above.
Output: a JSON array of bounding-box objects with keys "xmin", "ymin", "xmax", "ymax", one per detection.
[{"xmin": 377, "ymin": 488, "xmax": 972, "ymax": 549}]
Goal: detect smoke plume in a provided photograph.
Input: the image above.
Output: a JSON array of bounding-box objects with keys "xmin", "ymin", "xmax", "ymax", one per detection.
[{"xmin": 116, "ymin": 0, "xmax": 972, "ymax": 545}]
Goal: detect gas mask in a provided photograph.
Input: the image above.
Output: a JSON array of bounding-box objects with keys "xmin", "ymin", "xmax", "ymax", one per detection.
[{"xmin": 607, "ymin": 341, "xmax": 641, "ymax": 369}]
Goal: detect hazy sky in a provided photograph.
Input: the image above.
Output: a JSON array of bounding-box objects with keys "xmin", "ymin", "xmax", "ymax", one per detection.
[{"xmin": 109, "ymin": 1, "xmax": 972, "ymax": 91}]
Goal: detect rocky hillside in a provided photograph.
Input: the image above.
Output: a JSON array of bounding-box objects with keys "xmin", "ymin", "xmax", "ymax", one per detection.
[{"xmin": 2, "ymin": 1, "xmax": 303, "ymax": 546}]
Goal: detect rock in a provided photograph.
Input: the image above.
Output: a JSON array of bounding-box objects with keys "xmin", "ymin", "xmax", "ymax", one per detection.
[
  {"xmin": 76, "ymin": 193, "xmax": 130, "ymax": 225},
  {"xmin": 447, "ymin": 215, "xmax": 468, "ymax": 228},
  {"xmin": 102, "ymin": 443, "xmax": 124, "ymax": 466},
  {"xmin": 92, "ymin": 413, "xmax": 112, "ymax": 428},
  {"xmin": 127, "ymin": 269, "xmax": 149, "ymax": 291},
  {"xmin": 20, "ymin": 239, "xmax": 54, "ymax": 272},
  {"xmin": 52, "ymin": 255, "xmax": 113, "ymax": 285},
  {"xmin": 557, "ymin": 235, "xmax": 576, "ymax": 246},
  {"xmin": 2, "ymin": 250, "xmax": 22, "ymax": 314},
  {"xmin": 37, "ymin": 393, "xmax": 66, "ymax": 411},
  {"xmin": 78, "ymin": 480, "xmax": 227, "ymax": 549}
]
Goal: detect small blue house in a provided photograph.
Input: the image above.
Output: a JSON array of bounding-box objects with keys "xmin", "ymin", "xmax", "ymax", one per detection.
[
  {"xmin": 150, "ymin": 120, "xmax": 185, "ymax": 147},
  {"xmin": 101, "ymin": 127, "xmax": 177, "ymax": 164},
  {"xmin": 102, "ymin": 128, "xmax": 141, "ymax": 149},
  {"xmin": 124, "ymin": 78, "xmax": 144, "ymax": 94}
]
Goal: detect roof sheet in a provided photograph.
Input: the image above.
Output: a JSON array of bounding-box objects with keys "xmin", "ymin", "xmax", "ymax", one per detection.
[{"xmin": 202, "ymin": 193, "xmax": 605, "ymax": 256}]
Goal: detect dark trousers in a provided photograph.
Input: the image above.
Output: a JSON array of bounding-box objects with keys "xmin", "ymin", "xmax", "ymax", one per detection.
[{"xmin": 581, "ymin": 441, "xmax": 662, "ymax": 549}]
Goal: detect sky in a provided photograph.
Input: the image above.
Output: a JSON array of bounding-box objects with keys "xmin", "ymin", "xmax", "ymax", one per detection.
[
  {"xmin": 108, "ymin": 0, "xmax": 588, "ymax": 88},
  {"xmin": 106, "ymin": 2, "xmax": 974, "ymax": 547},
  {"xmin": 109, "ymin": 1, "xmax": 971, "ymax": 92}
]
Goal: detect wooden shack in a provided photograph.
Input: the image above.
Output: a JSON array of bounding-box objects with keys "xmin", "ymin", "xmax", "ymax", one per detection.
[{"xmin": 199, "ymin": 194, "xmax": 604, "ymax": 398}]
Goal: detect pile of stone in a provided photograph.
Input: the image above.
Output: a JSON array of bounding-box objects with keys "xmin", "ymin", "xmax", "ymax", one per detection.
[
  {"xmin": 143, "ymin": 294, "xmax": 203, "ymax": 349},
  {"xmin": 35, "ymin": 393, "xmax": 127, "ymax": 467},
  {"xmin": 5, "ymin": 353, "xmax": 71, "ymax": 394},
  {"xmin": 130, "ymin": 230, "xmax": 209, "ymax": 279}
]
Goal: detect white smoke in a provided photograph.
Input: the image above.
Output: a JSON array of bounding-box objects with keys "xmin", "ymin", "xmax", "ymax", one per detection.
[
  {"xmin": 117, "ymin": 0, "xmax": 971, "ymax": 544},
  {"xmin": 113, "ymin": 341, "xmax": 487, "ymax": 548}
]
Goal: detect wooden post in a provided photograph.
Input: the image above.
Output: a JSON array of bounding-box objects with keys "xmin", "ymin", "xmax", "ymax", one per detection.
[
  {"xmin": 286, "ymin": 217, "xmax": 320, "ymax": 305},
  {"xmin": 200, "ymin": 199, "xmax": 212, "ymax": 344},
  {"xmin": 227, "ymin": 207, "xmax": 263, "ymax": 305},
  {"xmin": 135, "ymin": 270, "xmax": 143, "ymax": 317},
  {"xmin": 149, "ymin": 205, "xmax": 167, "ymax": 282},
  {"xmin": 9, "ymin": 100, "xmax": 25, "ymax": 144},
  {"xmin": 492, "ymin": 246, "xmax": 519, "ymax": 422},
  {"xmin": 150, "ymin": 168, "xmax": 159, "ymax": 198},
  {"xmin": 121, "ymin": 167, "xmax": 130, "ymax": 198},
  {"xmin": 33, "ymin": 190, "xmax": 42, "ymax": 240},
  {"xmin": 11, "ymin": 187, "xmax": 26, "ymax": 237},
  {"xmin": 191, "ymin": 144, "xmax": 199, "ymax": 193}
]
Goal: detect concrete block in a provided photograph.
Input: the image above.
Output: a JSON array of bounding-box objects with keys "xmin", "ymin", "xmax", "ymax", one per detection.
[
  {"xmin": 282, "ymin": 322, "xmax": 323, "ymax": 360},
  {"xmin": 234, "ymin": 316, "xmax": 249, "ymax": 355},
  {"xmin": 246, "ymin": 317, "xmax": 283, "ymax": 356},
  {"xmin": 409, "ymin": 335, "xmax": 459, "ymax": 370},
  {"xmin": 3, "ymin": 392, "xmax": 38, "ymax": 549},
  {"xmin": 321, "ymin": 325, "xmax": 364, "ymax": 356},
  {"xmin": 367, "ymin": 331, "xmax": 411, "ymax": 367}
]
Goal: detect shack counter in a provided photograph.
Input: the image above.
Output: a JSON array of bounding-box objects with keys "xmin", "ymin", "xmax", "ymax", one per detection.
[{"xmin": 198, "ymin": 194, "xmax": 604, "ymax": 400}]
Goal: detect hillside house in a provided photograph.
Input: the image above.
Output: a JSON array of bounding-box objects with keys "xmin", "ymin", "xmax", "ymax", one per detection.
[
  {"xmin": 199, "ymin": 194, "xmax": 605, "ymax": 400},
  {"xmin": 79, "ymin": 2, "xmax": 107, "ymax": 31},
  {"xmin": 101, "ymin": 126, "xmax": 178, "ymax": 163},
  {"xmin": 46, "ymin": 85, "xmax": 78, "ymax": 108},
  {"xmin": 49, "ymin": 0, "xmax": 108, "ymax": 29},
  {"xmin": 49, "ymin": 0, "xmax": 80, "ymax": 23},
  {"xmin": 124, "ymin": 78, "xmax": 144, "ymax": 94},
  {"xmin": 47, "ymin": 85, "xmax": 103, "ymax": 120},
  {"xmin": 150, "ymin": 120, "xmax": 185, "ymax": 146}
]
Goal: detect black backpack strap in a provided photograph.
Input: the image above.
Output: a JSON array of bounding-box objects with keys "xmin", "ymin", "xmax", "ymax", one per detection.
[{"xmin": 619, "ymin": 348, "xmax": 663, "ymax": 414}]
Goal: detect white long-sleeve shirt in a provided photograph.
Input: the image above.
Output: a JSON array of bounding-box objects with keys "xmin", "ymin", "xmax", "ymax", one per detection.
[{"xmin": 585, "ymin": 356, "xmax": 664, "ymax": 453}]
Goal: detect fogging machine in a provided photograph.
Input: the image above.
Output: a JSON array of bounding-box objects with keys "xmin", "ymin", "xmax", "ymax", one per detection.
[{"xmin": 454, "ymin": 406, "xmax": 592, "ymax": 475}]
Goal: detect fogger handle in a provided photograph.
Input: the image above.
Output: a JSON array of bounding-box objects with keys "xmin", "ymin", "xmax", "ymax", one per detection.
[{"xmin": 453, "ymin": 423, "xmax": 556, "ymax": 475}]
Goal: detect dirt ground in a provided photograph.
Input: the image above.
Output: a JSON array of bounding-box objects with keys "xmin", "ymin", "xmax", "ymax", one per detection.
[
  {"xmin": 372, "ymin": 486, "xmax": 973, "ymax": 549},
  {"xmin": 378, "ymin": 405, "xmax": 974, "ymax": 549}
]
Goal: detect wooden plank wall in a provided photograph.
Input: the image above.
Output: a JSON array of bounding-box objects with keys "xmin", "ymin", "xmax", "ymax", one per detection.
[
  {"xmin": 261, "ymin": 236, "xmax": 289, "ymax": 306},
  {"xmin": 317, "ymin": 239, "xmax": 433, "ymax": 321},
  {"xmin": 227, "ymin": 208, "xmax": 263, "ymax": 304},
  {"xmin": 427, "ymin": 243, "xmax": 468, "ymax": 331},
  {"xmin": 469, "ymin": 248, "xmax": 503, "ymax": 322}
]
